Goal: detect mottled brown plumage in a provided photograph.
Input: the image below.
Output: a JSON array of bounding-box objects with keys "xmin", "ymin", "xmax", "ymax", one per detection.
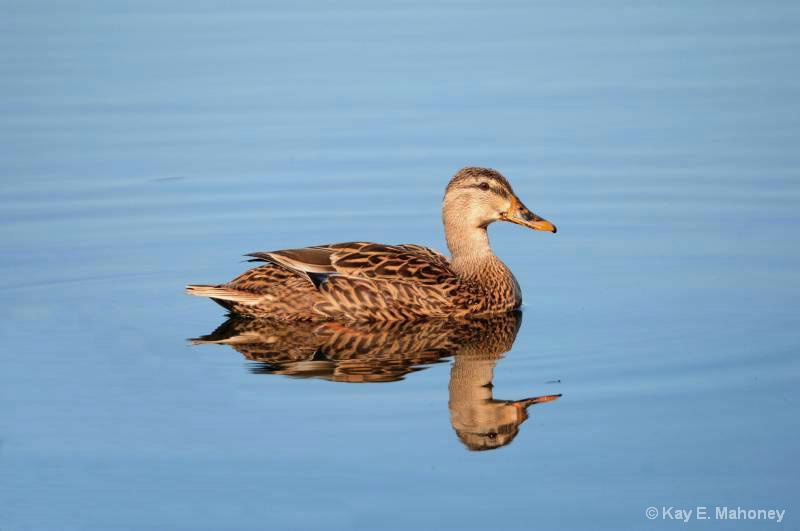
[{"xmin": 186, "ymin": 167, "xmax": 556, "ymax": 321}]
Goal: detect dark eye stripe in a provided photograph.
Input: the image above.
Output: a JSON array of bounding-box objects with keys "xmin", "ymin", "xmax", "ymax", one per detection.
[{"xmin": 471, "ymin": 182, "xmax": 510, "ymax": 198}]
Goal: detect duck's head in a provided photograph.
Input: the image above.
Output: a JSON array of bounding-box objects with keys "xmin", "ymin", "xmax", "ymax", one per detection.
[{"xmin": 443, "ymin": 167, "xmax": 556, "ymax": 234}]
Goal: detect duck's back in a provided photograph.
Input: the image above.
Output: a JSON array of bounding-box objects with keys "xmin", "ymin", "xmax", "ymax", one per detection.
[{"xmin": 187, "ymin": 241, "xmax": 473, "ymax": 320}]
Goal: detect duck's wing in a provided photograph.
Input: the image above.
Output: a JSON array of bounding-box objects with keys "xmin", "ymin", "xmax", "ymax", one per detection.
[
  {"xmin": 321, "ymin": 243, "xmax": 462, "ymax": 320},
  {"xmin": 327, "ymin": 243, "xmax": 454, "ymax": 285},
  {"xmin": 246, "ymin": 241, "xmax": 369, "ymax": 287},
  {"xmin": 247, "ymin": 242, "xmax": 463, "ymax": 320},
  {"xmin": 246, "ymin": 242, "xmax": 453, "ymax": 286},
  {"xmin": 392, "ymin": 244, "xmax": 451, "ymax": 269}
]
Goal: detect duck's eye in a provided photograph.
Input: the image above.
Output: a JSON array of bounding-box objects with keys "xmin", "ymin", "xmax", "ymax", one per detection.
[
  {"xmin": 487, "ymin": 432, "xmax": 497, "ymax": 439},
  {"xmin": 478, "ymin": 182, "xmax": 490, "ymax": 191}
]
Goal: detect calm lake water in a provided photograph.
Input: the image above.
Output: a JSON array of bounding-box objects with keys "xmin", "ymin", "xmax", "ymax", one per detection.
[{"xmin": 1, "ymin": 1, "xmax": 799, "ymax": 530}]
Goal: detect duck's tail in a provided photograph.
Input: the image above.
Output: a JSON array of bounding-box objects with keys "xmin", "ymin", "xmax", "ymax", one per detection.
[{"xmin": 185, "ymin": 284, "xmax": 262, "ymax": 305}]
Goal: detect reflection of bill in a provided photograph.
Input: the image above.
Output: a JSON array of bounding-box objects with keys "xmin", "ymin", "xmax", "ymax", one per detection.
[{"xmin": 191, "ymin": 310, "xmax": 560, "ymax": 451}]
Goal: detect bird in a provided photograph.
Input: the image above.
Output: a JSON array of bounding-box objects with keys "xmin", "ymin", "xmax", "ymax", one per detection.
[{"xmin": 185, "ymin": 167, "xmax": 556, "ymax": 321}]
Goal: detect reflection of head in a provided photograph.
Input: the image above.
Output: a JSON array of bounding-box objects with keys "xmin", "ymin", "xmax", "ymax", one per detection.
[
  {"xmin": 451, "ymin": 391, "xmax": 560, "ymax": 451},
  {"xmin": 452, "ymin": 400, "xmax": 528, "ymax": 451}
]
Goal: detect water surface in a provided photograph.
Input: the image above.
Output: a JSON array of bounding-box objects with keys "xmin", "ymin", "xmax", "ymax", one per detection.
[{"xmin": 1, "ymin": 1, "xmax": 799, "ymax": 530}]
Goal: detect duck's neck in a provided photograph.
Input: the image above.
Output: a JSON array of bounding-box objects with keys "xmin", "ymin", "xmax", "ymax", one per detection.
[
  {"xmin": 445, "ymin": 224, "xmax": 496, "ymax": 278},
  {"xmin": 443, "ymin": 217, "xmax": 522, "ymax": 310}
]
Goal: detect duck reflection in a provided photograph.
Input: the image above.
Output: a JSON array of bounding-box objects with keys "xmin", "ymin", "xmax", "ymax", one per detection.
[{"xmin": 191, "ymin": 311, "xmax": 559, "ymax": 451}]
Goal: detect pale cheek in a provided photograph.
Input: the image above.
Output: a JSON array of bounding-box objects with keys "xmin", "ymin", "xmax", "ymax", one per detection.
[
  {"xmin": 492, "ymin": 198, "xmax": 511, "ymax": 216},
  {"xmin": 479, "ymin": 199, "xmax": 503, "ymax": 224}
]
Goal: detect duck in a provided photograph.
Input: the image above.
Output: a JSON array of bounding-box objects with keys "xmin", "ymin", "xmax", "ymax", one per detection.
[{"xmin": 185, "ymin": 167, "xmax": 556, "ymax": 321}]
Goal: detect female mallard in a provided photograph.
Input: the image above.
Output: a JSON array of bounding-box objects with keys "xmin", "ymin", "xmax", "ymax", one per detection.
[{"xmin": 186, "ymin": 167, "xmax": 556, "ymax": 320}]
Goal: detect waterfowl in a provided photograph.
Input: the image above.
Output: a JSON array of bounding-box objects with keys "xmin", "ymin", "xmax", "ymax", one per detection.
[{"xmin": 186, "ymin": 167, "xmax": 556, "ymax": 321}]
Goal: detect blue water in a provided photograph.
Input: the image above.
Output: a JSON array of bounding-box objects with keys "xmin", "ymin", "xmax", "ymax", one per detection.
[{"xmin": 1, "ymin": 1, "xmax": 799, "ymax": 529}]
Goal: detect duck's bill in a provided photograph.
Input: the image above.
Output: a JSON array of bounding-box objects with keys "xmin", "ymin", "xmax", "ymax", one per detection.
[{"xmin": 502, "ymin": 200, "xmax": 557, "ymax": 233}]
